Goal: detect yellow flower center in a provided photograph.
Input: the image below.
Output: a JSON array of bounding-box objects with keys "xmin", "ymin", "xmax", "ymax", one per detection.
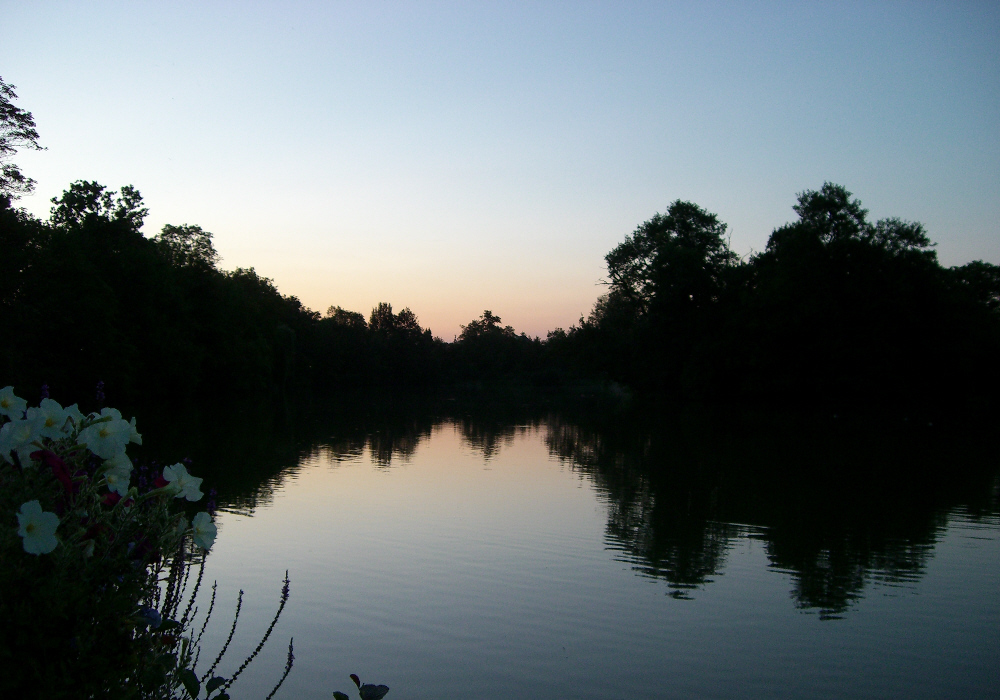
[{"xmin": 25, "ymin": 522, "xmax": 35, "ymax": 534}]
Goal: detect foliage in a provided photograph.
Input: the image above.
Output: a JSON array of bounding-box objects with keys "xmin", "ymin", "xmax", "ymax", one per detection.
[
  {"xmin": 333, "ymin": 674, "xmax": 390, "ymax": 700},
  {"xmin": 0, "ymin": 386, "xmax": 299, "ymax": 698},
  {"xmin": 458, "ymin": 310, "xmax": 515, "ymax": 340},
  {"xmin": 0, "ymin": 387, "xmax": 217, "ymax": 697},
  {"xmin": 453, "ymin": 310, "xmax": 544, "ymax": 382},
  {"xmin": 50, "ymin": 180, "xmax": 149, "ymax": 232},
  {"xmin": 154, "ymin": 224, "xmax": 221, "ymax": 270},
  {"xmin": 605, "ymin": 199, "xmax": 737, "ymax": 316},
  {"xmin": 0, "ymin": 76, "xmax": 44, "ymax": 198},
  {"xmin": 3, "ymin": 168, "xmax": 998, "ymax": 417},
  {"xmin": 326, "ymin": 306, "xmax": 367, "ymax": 329},
  {"xmin": 0, "ymin": 190, "xmax": 322, "ymax": 409},
  {"xmin": 557, "ymin": 183, "xmax": 1000, "ymax": 414}
]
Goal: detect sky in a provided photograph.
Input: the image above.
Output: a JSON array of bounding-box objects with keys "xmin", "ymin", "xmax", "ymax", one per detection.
[{"xmin": 4, "ymin": 1, "xmax": 999, "ymax": 339}]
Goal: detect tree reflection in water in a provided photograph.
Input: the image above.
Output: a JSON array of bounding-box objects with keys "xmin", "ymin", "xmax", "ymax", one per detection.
[
  {"xmin": 150, "ymin": 394, "xmax": 999, "ymax": 619},
  {"xmin": 545, "ymin": 409, "xmax": 998, "ymax": 618}
]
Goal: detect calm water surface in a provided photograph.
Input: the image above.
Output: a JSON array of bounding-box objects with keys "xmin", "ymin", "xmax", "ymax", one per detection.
[{"xmin": 187, "ymin": 412, "xmax": 1000, "ymax": 699}]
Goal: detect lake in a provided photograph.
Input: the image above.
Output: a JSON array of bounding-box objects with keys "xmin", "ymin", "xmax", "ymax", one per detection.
[{"xmin": 177, "ymin": 400, "xmax": 1000, "ymax": 699}]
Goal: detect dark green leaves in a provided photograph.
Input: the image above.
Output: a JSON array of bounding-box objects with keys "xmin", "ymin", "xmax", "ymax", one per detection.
[
  {"xmin": 359, "ymin": 684, "xmax": 391, "ymax": 700},
  {"xmin": 340, "ymin": 675, "xmax": 390, "ymax": 700},
  {"xmin": 206, "ymin": 676, "xmax": 227, "ymax": 693},
  {"xmin": 177, "ymin": 668, "xmax": 199, "ymax": 698}
]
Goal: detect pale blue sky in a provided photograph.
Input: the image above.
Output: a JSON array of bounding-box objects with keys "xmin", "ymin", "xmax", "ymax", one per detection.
[{"xmin": 5, "ymin": 1, "xmax": 998, "ymax": 338}]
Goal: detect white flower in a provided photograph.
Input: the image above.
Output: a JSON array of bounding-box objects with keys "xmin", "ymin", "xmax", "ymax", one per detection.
[
  {"xmin": 128, "ymin": 416, "xmax": 142, "ymax": 445},
  {"xmin": 96, "ymin": 407, "xmax": 141, "ymax": 443},
  {"xmin": 0, "ymin": 386, "xmax": 26, "ymax": 420},
  {"xmin": 191, "ymin": 511, "xmax": 217, "ymax": 550},
  {"xmin": 17, "ymin": 500, "xmax": 59, "ymax": 555},
  {"xmin": 0, "ymin": 417, "xmax": 43, "ymax": 466},
  {"xmin": 63, "ymin": 404, "xmax": 85, "ymax": 434},
  {"xmin": 27, "ymin": 398, "xmax": 71, "ymax": 440},
  {"xmin": 103, "ymin": 452, "xmax": 133, "ymax": 496},
  {"xmin": 162, "ymin": 463, "xmax": 204, "ymax": 501},
  {"xmin": 77, "ymin": 415, "xmax": 131, "ymax": 460}
]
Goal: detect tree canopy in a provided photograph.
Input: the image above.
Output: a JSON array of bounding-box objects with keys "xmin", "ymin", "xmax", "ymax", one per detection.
[
  {"xmin": 0, "ymin": 76, "xmax": 43, "ymax": 199},
  {"xmin": 2, "ymin": 166, "xmax": 997, "ymax": 418},
  {"xmin": 605, "ymin": 199, "xmax": 737, "ymax": 316},
  {"xmin": 549, "ymin": 183, "xmax": 1000, "ymax": 415}
]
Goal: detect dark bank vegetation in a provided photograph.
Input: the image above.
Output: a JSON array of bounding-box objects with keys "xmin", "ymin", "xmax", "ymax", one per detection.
[
  {"xmin": 3, "ymin": 74, "xmax": 999, "ymax": 420},
  {"xmin": 0, "ymin": 178, "xmax": 555, "ymax": 411},
  {"xmin": 5, "ymin": 180, "xmax": 999, "ymax": 422},
  {"xmin": 548, "ymin": 185, "xmax": 1000, "ymax": 418}
]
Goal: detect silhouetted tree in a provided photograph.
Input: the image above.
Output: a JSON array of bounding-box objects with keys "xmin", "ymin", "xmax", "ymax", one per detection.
[
  {"xmin": 950, "ymin": 260, "xmax": 1000, "ymax": 313},
  {"xmin": 49, "ymin": 180, "xmax": 148, "ymax": 232},
  {"xmin": 453, "ymin": 310, "xmax": 542, "ymax": 382},
  {"xmin": 597, "ymin": 200, "xmax": 739, "ymax": 391},
  {"xmin": 568, "ymin": 183, "xmax": 1000, "ymax": 414},
  {"xmin": 153, "ymin": 224, "xmax": 220, "ymax": 269},
  {"xmin": 458, "ymin": 310, "xmax": 515, "ymax": 340},
  {"xmin": 369, "ymin": 302, "xmax": 397, "ymax": 333},
  {"xmin": 0, "ymin": 76, "xmax": 43, "ymax": 198},
  {"xmin": 395, "ymin": 307, "xmax": 422, "ymax": 335},
  {"xmin": 326, "ymin": 305, "xmax": 367, "ymax": 329},
  {"xmin": 605, "ymin": 200, "xmax": 737, "ymax": 316}
]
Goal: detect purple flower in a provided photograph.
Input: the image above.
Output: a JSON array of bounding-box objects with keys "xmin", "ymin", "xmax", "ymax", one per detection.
[{"xmin": 137, "ymin": 606, "xmax": 162, "ymax": 629}]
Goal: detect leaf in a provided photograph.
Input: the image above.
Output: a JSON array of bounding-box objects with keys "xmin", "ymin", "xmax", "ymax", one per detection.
[
  {"xmin": 206, "ymin": 676, "xmax": 227, "ymax": 693},
  {"xmin": 156, "ymin": 652, "xmax": 178, "ymax": 672},
  {"xmin": 215, "ymin": 694, "xmax": 230, "ymax": 700},
  {"xmin": 141, "ymin": 664, "xmax": 167, "ymax": 688},
  {"xmin": 159, "ymin": 619, "xmax": 181, "ymax": 632},
  {"xmin": 359, "ymin": 684, "xmax": 390, "ymax": 700},
  {"xmin": 177, "ymin": 668, "xmax": 200, "ymax": 698},
  {"xmin": 333, "ymin": 693, "xmax": 351, "ymax": 700}
]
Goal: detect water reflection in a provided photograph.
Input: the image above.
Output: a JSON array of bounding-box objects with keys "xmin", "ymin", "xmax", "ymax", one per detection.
[
  {"xmin": 156, "ymin": 395, "xmax": 1000, "ymax": 619},
  {"xmin": 544, "ymin": 409, "xmax": 999, "ymax": 617}
]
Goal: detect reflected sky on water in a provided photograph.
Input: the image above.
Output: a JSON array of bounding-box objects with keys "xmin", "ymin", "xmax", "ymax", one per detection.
[{"xmin": 181, "ymin": 406, "xmax": 1000, "ymax": 699}]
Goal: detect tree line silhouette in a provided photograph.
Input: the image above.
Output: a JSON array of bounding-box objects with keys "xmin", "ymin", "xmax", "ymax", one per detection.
[
  {"xmin": 4, "ymin": 179, "xmax": 999, "ymax": 418},
  {"xmin": 0, "ymin": 178, "xmax": 554, "ymax": 408},
  {"xmin": 2, "ymin": 75, "xmax": 999, "ymax": 417},
  {"xmin": 548, "ymin": 184, "xmax": 1000, "ymax": 417}
]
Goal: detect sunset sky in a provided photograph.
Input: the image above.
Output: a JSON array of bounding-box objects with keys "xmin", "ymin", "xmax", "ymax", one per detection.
[{"xmin": 5, "ymin": 1, "xmax": 998, "ymax": 339}]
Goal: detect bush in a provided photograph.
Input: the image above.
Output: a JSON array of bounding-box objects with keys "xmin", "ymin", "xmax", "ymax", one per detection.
[{"xmin": 0, "ymin": 386, "xmax": 222, "ymax": 698}]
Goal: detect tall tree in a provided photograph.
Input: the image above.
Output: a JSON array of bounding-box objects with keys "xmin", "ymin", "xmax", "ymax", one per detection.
[
  {"xmin": 153, "ymin": 224, "xmax": 220, "ymax": 269},
  {"xmin": 0, "ymin": 76, "xmax": 43, "ymax": 199},
  {"xmin": 369, "ymin": 302, "xmax": 397, "ymax": 333},
  {"xmin": 605, "ymin": 200, "xmax": 737, "ymax": 318},
  {"xmin": 459, "ymin": 310, "xmax": 515, "ymax": 341},
  {"xmin": 49, "ymin": 180, "xmax": 148, "ymax": 232},
  {"xmin": 600, "ymin": 200, "xmax": 738, "ymax": 389}
]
